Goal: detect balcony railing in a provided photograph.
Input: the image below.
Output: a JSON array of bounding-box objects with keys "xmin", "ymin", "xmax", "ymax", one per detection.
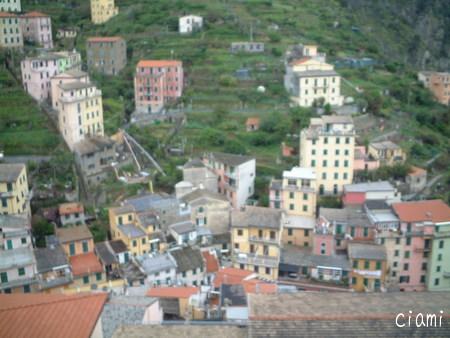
[
  {"xmin": 235, "ymin": 252, "xmax": 279, "ymax": 268},
  {"xmin": 39, "ymin": 275, "xmax": 73, "ymax": 289},
  {"xmin": 249, "ymin": 236, "xmax": 279, "ymax": 245}
]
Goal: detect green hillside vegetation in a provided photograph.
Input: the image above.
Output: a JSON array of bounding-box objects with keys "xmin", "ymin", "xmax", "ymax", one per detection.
[
  {"xmin": 11, "ymin": 0, "xmax": 450, "ymax": 203},
  {"xmin": 0, "ymin": 67, "xmax": 62, "ymax": 155}
]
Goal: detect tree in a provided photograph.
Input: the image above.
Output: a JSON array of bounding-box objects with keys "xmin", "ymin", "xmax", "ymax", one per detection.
[
  {"xmin": 32, "ymin": 216, "xmax": 54, "ymax": 248},
  {"xmin": 365, "ymin": 90, "xmax": 383, "ymax": 116}
]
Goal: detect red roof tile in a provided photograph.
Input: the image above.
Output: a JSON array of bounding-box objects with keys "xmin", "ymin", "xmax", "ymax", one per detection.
[
  {"xmin": 147, "ymin": 286, "xmax": 199, "ymax": 299},
  {"xmin": 246, "ymin": 117, "xmax": 260, "ymax": 126},
  {"xmin": 22, "ymin": 11, "xmax": 48, "ymax": 18},
  {"xmin": 408, "ymin": 166, "xmax": 427, "ymax": 176},
  {"xmin": 137, "ymin": 60, "xmax": 182, "ymax": 68},
  {"xmin": 291, "ymin": 57, "xmax": 311, "ymax": 66},
  {"xmin": 87, "ymin": 36, "xmax": 123, "ymax": 43},
  {"xmin": 0, "ymin": 293, "xmax": 108, "ymax": 338},
  {"xmin": 392, "ymin": 199, "xmax": 450, "ymax": 223},
  {"xmin": 59, "ymin": 202, "xmax": 84, "ymax": 215},
  {"xmin": 69, "ymin": 252, "xmax": 103, "ymax": 277},
  {"xmin": 213, "ymin": 267, "xmax": 277, "ymax": 294},
  {"xmin": 0, "ymin": 12, "xmax": 17, "ymax": 18},
  {"xmin": 202, "ymin": 251, "xmax": 219, "ymax": 273}
]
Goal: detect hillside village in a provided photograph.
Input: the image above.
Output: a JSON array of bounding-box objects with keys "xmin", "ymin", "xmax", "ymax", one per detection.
[{"xmin": 0, "ymin": 0, "xmax": 450, "ymax": 337}]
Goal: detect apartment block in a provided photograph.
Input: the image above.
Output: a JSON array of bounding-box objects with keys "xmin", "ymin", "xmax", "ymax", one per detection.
[
  {"xmin": 231, "ymin": 206, "xmax": 284, "ymax": 280},
  {"xmin": 0, "ymin": 12, "xmax": 22, "ymax": 48},
  {"xmin": 284, "ymin": 44, "xmax": 343, "ymax": 107},
  {"xmin": 134, "ymin": 60, "xmax": 183, "ymax": 114},
  {"xmin": 90, "ymin": 0, "xmax": 118, "ymax": 24},
  {"xmin": 270, "ymin": 167, "xmax": 317, "ymax": 248},
  {"xmin": 50, "ymin": 69, "xmax": 90, "ymax": 110},
  {"xmin": 21, "ymin": 11, "xmax": 53, "ymax": 49},
  {"xmin": 418, "ymin": 71, "xmax": 450, "ymax": 106},
  {"xmin": 0, "ymin": 163, "xmax": 30, "ymax": 217},
  {"xmin": 56, "ymin": 81, "xmax": 104, "ymax": 151},
  {"xmin": 21, "ymin": 51, "xmax": 82, "ymax": 102},
  {"xmin": 203, "ymin": 152, "xmax": 255, "ymax": 209},
  {"xmin": 299, "ymin": 115, "xmax": 355, "ymax": 194},
  {"xmin": 55, "ymin": 224, "xmax": 95, "ymax": 257},
  {"xmin": 109, "ymin": 203, "xmax": 162, "ymax": 257},
  {"xmin": 348, "ymin": 242, "xmax": 387, "ymax": 292},
  {"xmin": 0, "ymin": 215, "xmax": 37, "ymax": 294},
  {"xmin": 87, "ymin": 36, "xmax": 126, "ymax": 75},
  {"xmin": 0, "ymin": 0, "xmax": 21, "ymax": 12},
  {"xmin": 392, "ymin": 200, "xmax": 450, "ymax": 292}
]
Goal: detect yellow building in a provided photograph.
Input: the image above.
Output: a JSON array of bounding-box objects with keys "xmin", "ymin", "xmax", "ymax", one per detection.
[
  {"xmin": 299, "ymin": 115, "xmax": 355, "ymax": 195},
  {"xmin": 348, "ymin": 243, "xmax": 387, "ymax": 292},
  {"xmin": 269, "ymin": 167, "xmax": 317, "ymax": 248},
  {"xmin": 90, "ymin": 0, "xmax": 118, "ymax": 24},
  {"xmin": 109, "ymin": 204, "xmax": 162, "ymax": 257},
  {"xmin": 231, "ymin": 206, "xmax": 284, "ymax": 280},
  {"xmin": 56, "ymin": 81, "xmax": 104, "ymax": 151},
  {"xmin": 368, "ymin": 141, "xmax": 406, "ymax": 166},
  {"xmin": 0, "ymin": 163, "xmax": 30, "ymax": 217}
]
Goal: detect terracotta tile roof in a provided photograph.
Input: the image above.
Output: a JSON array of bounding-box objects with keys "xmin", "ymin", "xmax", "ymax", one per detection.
[
  {"xmin": 55, "ymin": 224, "xmax": 93, "ymax": 243},
  {"xmin": 59, "ymin": 202, "xmax": 84, "ymax": 215},
  {"xmin": 213, "ymin": 267, "xmax": 276, "ymax": 294},
  {"xmin": 146, "ymin": 286, "xmax": 199, "ymax": 299},
  {"xmin": 22, "ymin": 11, "xmax": 49, "ymax": 18},
  {"xmin": 202, "ymin": 251, "xmax": 219, "ymax": 273},
  {"xmin": 291, "ymin": 57, "xmax": 311, "ymax": 65},
  {"xmin": 392, "ymin": 199, "xmax": 450, "ymax": 223},
  {"xmin": 0, "ymin": 293, "xmax": 108, "ymax": 338},
  {"xmin": 408, "ymin": 165, "xmax": 427, "ymax": 176},
  {"xmin": 246, "ymin": 117, "xmax": 260, "ymax": 126},
  {"xmin": 87, "ymin": 36, "xmax": 123, "ymax": 43},
  {"xmin": 137, "ymin": 60, "xmax": 182, "ymax": 68},
  {"xmin": 0, "ymin": 12, "xmax": 18, "ymax": 18},
  {"xmin": 69, "ymin": 252, "xmax": 103, "ymax": 277}
]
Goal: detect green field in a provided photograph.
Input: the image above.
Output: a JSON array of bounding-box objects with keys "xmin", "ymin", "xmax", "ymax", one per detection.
[{"xmin": 0, "ymin": 67, "xmax": 62, "ymax": 155}]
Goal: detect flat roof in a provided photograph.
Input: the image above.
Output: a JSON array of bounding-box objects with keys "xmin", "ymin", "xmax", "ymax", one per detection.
[
  {"xmin": 0, "ymin": 247, "xmax": 35, "ymax": 270},
  {"xmin": 348, "ymin": 243, "xmax": 387, "ymax": 260},
  {"xmin": 282, "ymin": 167, "xmax": 316, "ymax": 180}
]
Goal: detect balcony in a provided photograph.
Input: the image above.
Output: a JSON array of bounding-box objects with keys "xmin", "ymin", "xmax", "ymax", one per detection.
[
  {"xmin": 235, "ymin": 252, "xmax": 279, "ymax": 268},
  {"xmin": 0, "ymin": 277, "xmax": 38, "ymax": 290},
  {"xmin": 270, "ymin": 195, "xmax": 282, "ymax": 201},
  {"xmin": 443, "ymin": 271, "xmax": 450, "ymax": 279},
  {"xmin": 39, "ymin": 274, "xmax": 73, "ymax": 290},
  {"xmin": 414, "ymin": 246, "xmax": 431, "ymax": 253},
  {"xmin": 225, "ymin": 171, "xmax": 237, "ymax": 180},
  {"xmin": 249, "ymin": 236, "xmax": 279, "ymax": 245}
]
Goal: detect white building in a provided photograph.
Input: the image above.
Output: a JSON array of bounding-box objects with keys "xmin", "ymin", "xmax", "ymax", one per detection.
[
  {"xmin": 203, "ymin": 152, "xmax": 256, "ymax": 209},
  {"xmin": 284, "ymin": 44, "xmax": 343, "ymax": 107},
  {"xmin": 0, "ymin": 0, "xmax": 21, "ymax": 12},
  {"xmin": 137, "ymin": 252, "xmax": 177, "ymax": 286},
  {"xmin": 179, "ymin": 15, "xmax": 203, "ymax": 34}
]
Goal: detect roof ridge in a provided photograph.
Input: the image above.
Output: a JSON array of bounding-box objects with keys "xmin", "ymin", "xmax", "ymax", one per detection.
[{"xmin": 0, "ymin": 293, "xmax": 106, "ymax": 312}]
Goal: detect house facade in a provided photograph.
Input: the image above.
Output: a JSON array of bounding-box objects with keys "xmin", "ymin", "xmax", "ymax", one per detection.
[
  {"xmin": 56, "ymin": 81, "xmax": 104, "ymax": 151},
  {"xmin": 203, "ymin": 152, "xmax": 256, "ymax": 209},
  {"xmin": 284, "ymin": 45, "xmax": 343, "ymax": 107},
  {"xmin": 231, "ymin": 206, "xmax": 284, "ymax": 280},
  {"xmin": 90, "ymin": 0, "xmax": 118, "ymax": 24},
  {"xmin": 170, "ymin": 246, "xmax": 206, "ymax": 286},
  {"xmin": 55, "ymin": 224, "xmax": 95, "ymax": 257},
  {"xmin": 418, "ymin": 71, "xmax": 450, "ymax": 106},
  {"xmin": 20, "ymin": 11, "xmax": 53, "ymax": 49},
  {"xmin": 0, "ymin": 163, "xmax": 30, "ymax": 217},
  {"xmin": 87, "ymin": 36, "xmax": 127, "ymax": 75},
  {"xmin": 299, "ymin": 116, "xmax": 355, "ymax": 194},
  {"xmin": 21, "ymin": 51, "xmax": 82, "ymax": 102},
  {"xmin": 0, "ymin": 0, "xmax": 21, "ymax": 12},
  {"xmin": 179, "ymin": 15, "xmax": 203, "ymax": 34},
  {"xmin": 0, "ymin": 12, "xmax": 22, "ymax": 48},
  {"xmin": 134, "ymin": 60, "xmax": 183, "ymax": 114},
  {"xmin": 368, "ymin": 141, "xmax": 406, "ymax": 166}
]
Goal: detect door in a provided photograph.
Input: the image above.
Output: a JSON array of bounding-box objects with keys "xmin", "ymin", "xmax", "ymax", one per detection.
[{"xmin": 6, "ymin": 240, "xmax": 13, "ymax": 250}]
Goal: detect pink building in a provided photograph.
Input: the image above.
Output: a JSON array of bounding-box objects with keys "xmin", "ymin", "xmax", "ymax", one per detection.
[
  {"xmin": 391, "ymin": 201, "xmax": 444, "ymax": 291},
  {"xmin": 21, "ymin": 11, "xmax": 53, "ymax": 49},
  {"xmin": 21, "ymin": 51, "xmax": 81, "ymax": 102},
  {"xmin": 21, "ymin": 54, "xmax": 60, "ymax": 102},
  {"xmin": 134, "ymin": 60, "xmax": 183, "ymax": 114},
  {"xmin": 353, "ymin": 146, "xmax": 379, "ymax": 171}
]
